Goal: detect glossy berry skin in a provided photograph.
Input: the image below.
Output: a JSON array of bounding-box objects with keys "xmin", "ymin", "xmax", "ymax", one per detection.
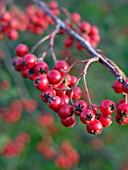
[
  {"xmin": 60, "ymin": 95, "xmax": 70, "ymax": 105},
  {"xmin": 91, "ymin": 104, "xmax": 99, "ymax": 114},
  {"xmin": 15, "ymin": 44, "xmax": 29, "ymax": 57},
  {"xmin": 54, "ymin": 60, "xmax": 69, "ymax": 77},
  {"xmin": 79, "ymin": 21, "xmax": 91, "ymax": 33},
  {"xmin": 115, "ymin": 113, "xmax": 128, "ymax": 125},
  {"xmin": 22, "ymin": 53, "xmax": 37, "ymax": 69},
  {"xmin": 64, "ymin": 36, "xmax": 73, "ymax": 48},
  {"xmin": 7, "ymin": 30, "xmax": 18, "ymax": 40},
  {"xmin": 113, "ymin": 80, "xmax": 123, "ymax": 93},
  {"xmin": 86, "ymin": 119, "xmax": 103, "ymax": 135},
  {"xmin": 56, "ymin": 84, "xmax": 66, "ymax": 96},
  {"xmin": 21, "ymin": 69, "xmax": 29, "ymax": 78},
  {"xmin": 12, "ymin": 56, "xmax": 24, "ymax": 71},
  {"xmin": 98, "ymin": 113, "xmax": 112, "ymax": 127},
  {"xmin": 68, "ymin": 76, "xmax": 77, "ymax": 88},
  {"xmin": 34, "ymin": 75, "xmax": 49, "ymax": 90},
  {"xmin": 99, "ymin": 99, "xmax": 115, "ymax": 115},
  {"xmin": 61, "ymin": 115, "xmax": 76, "ymax": 128},
  {"xmin": 58, "ymin": 104, "xmax": 73, "ymax": 120},
  {"xmin": 34, "ymin": 61, "xmax": 49, "ymax": 75},
  {"xmin": 67, "ymin": 86, "xmax": 81, "ymax": 100},
  {"xmin": 0, "ymin": 12, "xmax": 11, "ymax": 22},
  {"xmin": 47, "ymin": 70, "xmax": 62, "ymax": 84},
  {"xmin": 80, "ymin": 109, "xmax": 95, "ymax": 124},
  {"xmin": 71, "ymin": 13, "xmax": 81, "ymax": 23},
  {"xmin": 73, "ymin": 100, "xmax": 89, "ymax": 116},
  {"xmin": 41, "ymin": 87, "xmax": 56, "ymax": 103},
  {"xmin": 48, "ymin": 96, "xmax": 61, "ymax": 111},
  {"xmin": 117, "ymin": 103, "xmax": 128, "ymax": 116},
  {"xmin": 116, "ymin": 99, "xmax": 125, "ymax": 107}
]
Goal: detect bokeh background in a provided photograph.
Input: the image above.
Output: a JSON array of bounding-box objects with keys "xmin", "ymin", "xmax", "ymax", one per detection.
[{"xmin": 0, "ymin": 0, "xmax": 128, "ymax": 170}]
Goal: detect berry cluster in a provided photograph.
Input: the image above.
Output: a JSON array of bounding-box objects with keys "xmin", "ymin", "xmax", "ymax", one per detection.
[
  {"xmin": 12, "ymin": 43, "xmax": 128, "ymax": 135},
  {"xmin": 113, "ymin": 80, "xmax": 128, "ymax": 125},
  {"xmin": 0, "ymin": 99, "xmax": 37, "ymax": 123},
  {"xmin": 63, "ymin": 13, "xmax": 100, "ymax": 49},
  {"xmin": 37, "ymin": 137, "xmax": 79, "ymax": 169},
  {"xmin": 2, "ymin": 132, "xmax": 30, "ymax": 157},
  {"xmin": 0, "ymin": 1, "xmax": 60, "ymax": 40},
  {"xmin": 37, "ymin": 113, "xmax": 79, "ymax": 168}
]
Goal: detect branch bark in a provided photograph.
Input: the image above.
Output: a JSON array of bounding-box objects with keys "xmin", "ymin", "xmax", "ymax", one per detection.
[{"xmin": 32, "ymin": 0, "xmax": 128, "ymax": 89}]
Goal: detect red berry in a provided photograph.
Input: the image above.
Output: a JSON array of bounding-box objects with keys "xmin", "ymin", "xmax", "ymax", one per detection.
[
  {"xmin": 34, "ymin": 61, "xmax": 49, "ymax": 75},
  {"xmin": 15, "ymin": 44, "xmax": 29, "ymax": 57},
  {"xmin": 115, "ymin": 113, "xmax": 128, "ymax": 125},
  {"xmin": 47, "ymin": 70, "xmax": 62, "ymax": 84},
  {"xmin": 79, "ymin": 21, "xmax": 91, "ymax": 33},
  {"xmin": 67, "ymin": 86, "xmax": 81, "ymax": 100},
  {"xmin": 113, "ymin": 80, "xmax": 123, "ymax": 93},
  {"xmin": 56, "ymin": 83, "xmax": 66, "ymax": 96},
  {"xmin": 58, "ymin": 104, "xmax": 73, "ymax": 120},
  {"xmin": 68, "ymin": 76, "xmax": 77, "ymax": 88},
  {"xmin": 7, "ymin": 30, "xmax": 18, "ymax": 40},
  {"xmin": 116, "ymin": 99, "xmax": 125, "ymax": 107},
  {"xmin": 98, "ymin": 113, "xmax": 112, "ymax": 127},
  {"xmin": 80, "ymin": 109, "xmax": 95, "ymax": 124},
  {"xmin": 60, "ymin": 94, "xmax": 70, "ymax": 105},
  {"xmin": 41, "ymin": 87, "xmax": 56, "ymax": 103},
  {"xmin": 48, "ymin": 96, "xmax": 61, "ymax": 111},
  {"xmin": 54, "ymin": 60, "xmax": 69, "ymax": 77},
  {"xmin": 86, "ymin": 119, "xmax": 103, "ymax": 135},
  {"xmin": 21, "ymin": 69, "xmax": 29, "ymax": 78},
  {"xmin": 34, "ymin": 75, "xmax": 49, "ymax": 90},
  {"xmin": 61, "ymin": 115, "xmax": 76, "ymax": 128},
  {"xmin": 117, "ymin": 103, "xmax": 128, "ymax": 117},
  {"xmin": 12, "ymin": 56, "xmax": 24, "ymax": 71},
  {"xmin": 73, "ymin": 100, "xmax": 89, "ymax": 116},
  {"xmin": 27, "ymin": 68, "xmax": 37, "ymax": 81},
  {"xmin": 99, "ymin": 99, "xmax": 115, "ymax": 115},
  {"xmin": 64, "ymin": 36, "xmax": 73, "ymax": 48},
  {"xmin": 71, "ymin": 13, "xmax": 81, "ymax": 23},
  {"xmin": 22, "ymin": 53, "xmax": 37, "ymax": 69},
  {"xmin": 0, "ymin": 12, "xmax": 11, "ymax": 22}
]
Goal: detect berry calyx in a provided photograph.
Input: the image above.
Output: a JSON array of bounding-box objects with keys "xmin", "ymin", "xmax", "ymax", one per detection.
[
  {"xmin": 80, "ymin": 109, "xmax": 95, "ymax": 124},
  {"xmin": 99, "ymin": 99, "xmax": 115, "ymax": 115}
]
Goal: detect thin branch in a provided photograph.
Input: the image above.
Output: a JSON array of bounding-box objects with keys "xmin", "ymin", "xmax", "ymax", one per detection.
[
  {"xmin": 31, "ymin": 35, "xmax": 50, "ymax": 53},
  {"xmin": 32, "ymin": 0, "xmax": 128, "ymax": 89}
]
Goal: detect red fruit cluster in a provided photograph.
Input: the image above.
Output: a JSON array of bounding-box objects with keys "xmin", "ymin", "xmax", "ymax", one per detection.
[
  {"xmin": 55, "ymin": 140, "xmax": 79, "ymax": 169},
  {"xmin": 63, "ymin": 12, "xmax": 100, "ymax": 49},
  {"xmin": 37, "ymin": 137, "xmax": 79, "ymax": 169},
  {"xmin": 0, "ymin": 99, "xmax": 37, "ymax": 123},
  {"xmin": 38, "ymin": 113, "xmax": 59, "ymax": 134},
  {"xmin": 2, "ymin": 132, "xmax": 30, "ymax": 157},
  {"xmin": 113, "ymin": 80, "xmax": 128, "ymax": 125},
  {"xmin": 12, "ymin": 43, "xmax": 122, "ymax": 135},
  {"xmin": 0, "ymin": 1, "xmax": 60, "ymax": 40},
  {"xmin": 37, "ymin": 137, "xmax": 56, "ymax": 159}
]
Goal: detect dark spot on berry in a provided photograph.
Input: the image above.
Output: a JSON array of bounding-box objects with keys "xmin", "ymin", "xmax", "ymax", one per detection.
[
  {"xmin": 28, "ymin": 69, "xmax": 34, "ymax": 76},
  {"xmin": 39, "ymin": 68, "xmax": 46, "ymax": 74},
  {"xmin": 85, "ymin": 114, "xmax": 92, "ymax": 121},
  {"xmin": 109, "ymin": 104, "xmax": 115, "ymax": 111},
  {"xmin": 75, "ymin": 104, "xmax": 83, "ymax": 112},
  {"xmin": 12, "ymin": 61, "xmax": 17, "ymax": 67},
  {"xmin": 35, "ymin": 77, "xmax": 40, "ymax": 84}
]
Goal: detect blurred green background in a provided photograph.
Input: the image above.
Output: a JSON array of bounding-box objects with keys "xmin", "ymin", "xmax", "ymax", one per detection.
[{"xmin": 0, "ymin": 0, "xmax": 128, "ymax": 170}]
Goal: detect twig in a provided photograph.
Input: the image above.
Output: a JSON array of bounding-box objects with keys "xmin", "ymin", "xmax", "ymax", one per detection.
[{"xmin": 32, "ymin": 0, "xmax": 128, "ymax": 89}]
